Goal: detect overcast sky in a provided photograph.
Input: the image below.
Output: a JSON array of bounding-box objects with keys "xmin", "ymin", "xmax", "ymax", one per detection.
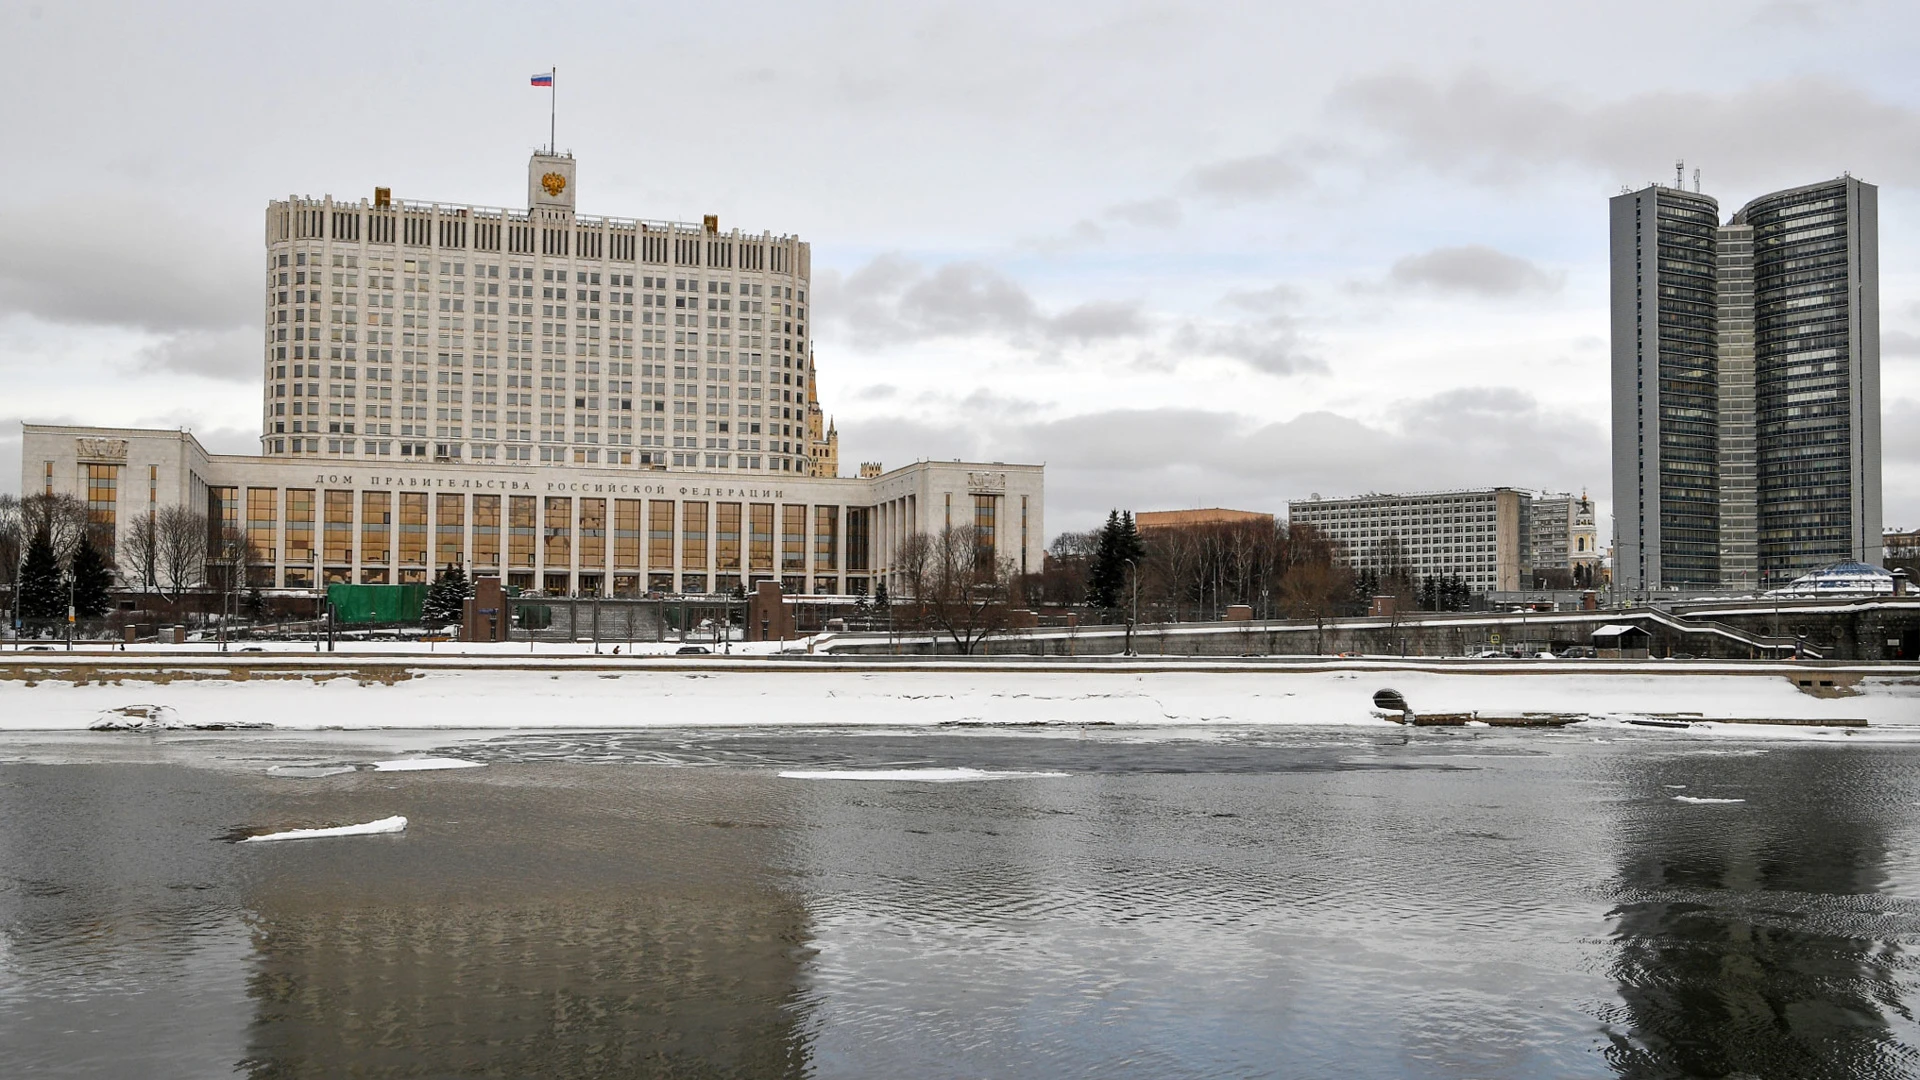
[{"xmin": 2, "ymin": 0, "xmax": 1917, "ymax": 543}]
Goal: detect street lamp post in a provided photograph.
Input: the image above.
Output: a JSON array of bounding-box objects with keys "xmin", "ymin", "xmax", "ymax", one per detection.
[{"xmin": 1123, "ymin": 557, "xmax": 1138, "ymax": 657}]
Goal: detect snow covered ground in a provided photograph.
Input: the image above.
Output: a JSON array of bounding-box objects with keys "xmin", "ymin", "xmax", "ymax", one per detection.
[{"xmin": 0, "ymin": 653, "xmax": 1914, "ymax": 734}]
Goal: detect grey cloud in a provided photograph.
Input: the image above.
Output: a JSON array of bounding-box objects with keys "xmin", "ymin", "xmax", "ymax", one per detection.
[
  {"xmin": 1883, "ymin": 330, "xmax": 1920, "ymax": 357},
  {"xmin": 1186, "ymin": 320, "xmax": 1324, "ymax": 377},
  {"xmin": 1385, "ymin": 245, "xmax": 1564, "ymax": 297},
  {"xmin": 0, "ymin": 200, "xmax": 254, "ymax": 333},
  {"xmin": 1186, "ymin": 152, "xmax": 1310, "ymax": 201},
  {"xmin": 1026, "ymin": 198, "xmax": 1180, "ymax": 254},
  {"xmin": 1102, "ymin": 198, "xmax": 1182, "ymax": 228},
  {"xmin": 818, "ymin": 255, "xmax": 1147, "ymax": 350},
  {"xmin": 134, "ymin": 327, "xmax": 259, "ymax": 381},
  {"xmin": 1224, "ymin": 284, "xmax": 1304, "ymax": 315},
  {"xmin": 1331, "ymin": 71, "xmax": 1920, "ymax": 189}
]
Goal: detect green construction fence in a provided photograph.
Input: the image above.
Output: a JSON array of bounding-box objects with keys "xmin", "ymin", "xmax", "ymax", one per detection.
[{"xmin": 325, "ymin": 583, "xmax": 428, "ymax": 624}]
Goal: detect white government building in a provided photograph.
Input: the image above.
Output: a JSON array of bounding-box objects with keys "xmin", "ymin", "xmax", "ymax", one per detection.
[{"xmin": 20, "ymin": 153, "xmax": 1044, "ymax": 598}]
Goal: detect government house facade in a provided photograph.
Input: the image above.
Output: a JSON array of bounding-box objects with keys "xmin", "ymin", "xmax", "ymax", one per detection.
[{"xmin": 20, "ymin": 150, "xmax": 1044, "ymax": 598}]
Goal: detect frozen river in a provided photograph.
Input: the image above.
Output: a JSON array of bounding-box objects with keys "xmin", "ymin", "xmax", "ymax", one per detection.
[{"xmin": 4, "ymin": 724, "xmax": 1920, "ymax": 1077}]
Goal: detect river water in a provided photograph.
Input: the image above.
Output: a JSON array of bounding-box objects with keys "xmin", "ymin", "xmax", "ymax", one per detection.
[{"xmin": 3, "ymin": 724, "xmax": 1920, "ymax": 1078}]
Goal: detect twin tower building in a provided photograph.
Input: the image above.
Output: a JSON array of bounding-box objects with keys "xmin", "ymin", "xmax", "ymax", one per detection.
[{"xmin": 1611, "ymin": 173, "xmax": 1881, "ymax": 593}]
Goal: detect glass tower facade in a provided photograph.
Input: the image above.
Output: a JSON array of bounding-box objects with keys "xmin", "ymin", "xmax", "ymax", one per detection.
[
  {"xmin": 1742, "ymin": 178, "xmax": 1882, "ymax": 585},
  {"xmin": 1714, "ymin": 223, "xmax": 1758, "ymax": 592},
  {"xmin": 1612, "ymin": 176, "xmax": 1880, "ymax": 592}
]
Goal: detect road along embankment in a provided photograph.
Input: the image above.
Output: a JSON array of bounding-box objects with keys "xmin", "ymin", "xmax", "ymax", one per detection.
[{"xmin": 1, "ymin": 654, "xmax": 1915, "ymax": 732}]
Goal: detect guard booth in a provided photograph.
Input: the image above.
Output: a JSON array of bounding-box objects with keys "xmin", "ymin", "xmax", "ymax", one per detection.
[{"xmin": 1591, "ymin": 623, "xmax": 1651, "ymax": 659}]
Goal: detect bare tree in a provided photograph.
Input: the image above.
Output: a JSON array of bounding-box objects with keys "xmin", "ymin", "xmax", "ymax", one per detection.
[
  {"xmin": 896, "ymin": 524, "xmax": 1017, "ymax": 655},
  {"xmin": 121, "ymin": 510, "xmax": 161, "ymax": 592},
  {"xmin": 156, "ymin": 505, "xmax": 209, "ymax": 600},
  {"xmin": 20, "ymin": 493, "xmax": 90, "ymax": 565},
  {"xmin": 0, "ymin": 494, "xmax": 21, "ymax": 596}
]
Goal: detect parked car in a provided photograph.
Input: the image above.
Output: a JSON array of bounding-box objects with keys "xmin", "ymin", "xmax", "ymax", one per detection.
[
  {"xmin": 1557, "ymin": 646, "xmax": 1597, "ymax": 659},
  {"xmin": 675, "ymin": 645, "xmax": 712, "ymax": 655},
  {"xmin": 1468, "ymin": 650, "xmax": 1508, "ymax": 659}
]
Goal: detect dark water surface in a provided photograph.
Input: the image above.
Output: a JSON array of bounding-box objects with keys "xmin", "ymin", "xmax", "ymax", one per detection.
[{"xmin": 5, "ymin": 725, "xmax": 1920, "ymax": 1078}]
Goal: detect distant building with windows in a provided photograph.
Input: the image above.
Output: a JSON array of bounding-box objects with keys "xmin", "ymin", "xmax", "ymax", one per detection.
[
  {"xmin": 1135, "ymin": 508, "xmax": 1276, "ymax": 531},
  {"xmin": 1526, "ymin": 492, "xmax": 1600, "ymax": 582},
  {"xmin": 1611, "ymin": 173, "xmax": 1881, "ymax": 592},
  {"xmin": 263, "ymin": 152, "xmax": 834, "ymax": 476},
  {"xmin": 22, "ymin": 425, "xmax": 1041, "ymax": 599},
  {"xmin": 1286, "ymin": 488, "xmax": 1530, "ymax": 594}
]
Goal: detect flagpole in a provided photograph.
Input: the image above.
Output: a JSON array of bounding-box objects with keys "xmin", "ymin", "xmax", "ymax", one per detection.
[{"xmin": 549, "ymin": 67, "xmax": 556, "ymax": 153}]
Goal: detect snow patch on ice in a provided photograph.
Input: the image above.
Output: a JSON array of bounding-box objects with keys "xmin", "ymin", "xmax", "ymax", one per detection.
[
  {"xmin": 370, "ymin": 757, "xmax": 485, "ymax": 772},
  {"xmin": 778, "ymin": 767, "xmax": 1069, "ymax": 783},
  {"xmin": 1671, "ymin": 795, "xmax": 1745, "ymax": 804},
  {"xmin": 240, "ymin": 815, "xmax": 408, "ymax": 842}
]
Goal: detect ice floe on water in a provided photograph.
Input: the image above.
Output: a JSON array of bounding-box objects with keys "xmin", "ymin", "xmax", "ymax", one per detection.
[
  {"xmin": 778, "ymin": 767, "xmax": 1069, "ymax": 782},
  {"xmin": 1671, "ymin": 795, "xmax": 1745, "ymax": 804},
  {"xmin": 266, "ymin": 764, "xmax": 359, "ymax": 779},
  {"xmin": 239, "ymin": 815, "xmax": 408, "ymax": 842},
  {"xmin": 370, "ymin": 757, "xmax": 485, "ymax": 772}
]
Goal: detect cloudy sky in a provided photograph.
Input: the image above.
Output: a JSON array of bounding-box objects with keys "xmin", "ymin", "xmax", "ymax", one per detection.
[{"xmin": 3, "ymin": 1, "xmax": 1917, "ymax": 542}]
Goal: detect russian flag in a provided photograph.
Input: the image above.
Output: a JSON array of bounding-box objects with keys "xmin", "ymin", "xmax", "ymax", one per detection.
[{"xmin": 530, "ymin": 73, "xmax": 553, "ymax": 87}]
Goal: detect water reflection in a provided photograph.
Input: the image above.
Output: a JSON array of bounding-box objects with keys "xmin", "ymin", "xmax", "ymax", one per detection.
[
  {"xmin": 234, "ymin": 766, "xmax": 814, "ymax": 1078},
  {"xmin": 1599, "ymin": 749, "xmax": 1920, "ymax": 1078}
]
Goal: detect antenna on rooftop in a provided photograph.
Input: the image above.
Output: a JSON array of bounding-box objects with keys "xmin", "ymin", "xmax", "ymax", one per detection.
[
  {"xmin": 1693, "ymin": 168, "xmax": 1701, "ymax": 193},
  {"xmin": 1674, "ymin": 159, "xmax": 1685, "ymax": 189}
]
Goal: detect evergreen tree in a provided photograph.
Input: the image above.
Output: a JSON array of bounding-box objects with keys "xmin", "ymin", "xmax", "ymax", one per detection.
[
  {"xmin": 17, "ymin": 529, "xmax": 65, "ymax": 629},
  {"xmin": 69, "ymin": 534, "xmax": 113, "ymax": 619},
  {"xmin": 422, "ymin": 562, "xmax": 472, "ymax": 627},
  {"xmin": 1417, "ymin": 576, "xmax": 1438, "ymax": 611},
  {"xmin": 873, "ymin": 579, "xmax": 890, "ymax": 611},
  {"xmin": 1085, "ymin": 510, "xmax": 1126, "ymax": 610}
]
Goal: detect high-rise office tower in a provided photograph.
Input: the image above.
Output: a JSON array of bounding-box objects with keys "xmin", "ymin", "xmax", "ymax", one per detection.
[
  {"xmin": 1610, "ymin": 184, "xmax": 1722, "ymax": 592},
  {"xmin": 1610, "ymin": 174, "xmax": 1880, "ymax": 592},
  {"xmin": 1742, "ymin": 178, "xmax": 1881, "ymax": 584}
]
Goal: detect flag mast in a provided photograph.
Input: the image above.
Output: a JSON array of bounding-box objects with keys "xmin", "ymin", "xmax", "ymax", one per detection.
[{"xmin": 549, "ymin": 67, "xmax": 557, "ymax": 153}]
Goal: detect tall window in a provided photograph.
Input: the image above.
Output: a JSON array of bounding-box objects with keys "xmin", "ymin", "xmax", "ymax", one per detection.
[
  {"xmin": 845, "ymin": 507, "xmax": 869, "ymax": 572},
  {"xmin": 544, "ymin": 497, "xmax": 571, "ymax": 566},
  {"xmin": 323, "ymin": 490, "xmax": 354, "ymax": 574},
  {"xmin": 648, "ymin": 501, "xmax": 674, "ymax": 570},
  {"xmin": 398, "ymin": 493, "xmax": 428, "ymax": 565},
  {"xmin": 715, "ymin": 502, "xmax": 741, "ymax": 571},
  {"xmin": 682, "ymin": 501, "xmax": 708, "ymax": 568},
  {"xmin": 473, "ymin": 495, "xmax": 501, "ymax": 569},
  {"xmin": 781, "ymin": 505, "xmax": 806, "ymax": 571},
  {"xmin": 749, "ymin": 503, "xmax": 774, "ymax": 572},
  {"xmin": 436, "ymin": 493, "xmax": 465, "ymax": 569},
  {"xmin": 973, "ymin": 495, "xmax": 998, "ymax": 566},
  {"xmin": 814, "ymin": 505, "xmax": 838, "ymax": 571},
  {"xmin": 508, "ymin": 496, "xmax": 537, "ymax": 568},
  {"xmin": 85, "ymin": 464, "xmax": 118, "ymax": 559},
  {"xmin": 579, "ymin": 498, "xmax": 606, "ymax": 568},
  {"xmin": 613, "ymin": 499, "xmax": 642, "ymax": 569},
  {"xmin": 360, "ymin": 491, "xmax": 392, "ymax": 566},
  {"xmin": 245, "ymin": 488, "xmax": 278, "ymax": 569},
  {"xmin": 285, "ymin": 489, "xmax": 315, "ymax": 585}
]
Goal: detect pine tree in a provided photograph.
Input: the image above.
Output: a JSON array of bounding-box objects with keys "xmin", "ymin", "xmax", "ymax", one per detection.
[
  {"xmin": 1086, "ymin": 510, "xmax": 1124, "ymax": 610},
  {"xmin": 422, "ymin": 562, "xmax": 472, "ymax": 627},
  {"xmin": 69, "ymin": 534, "xmax": 114, "ymax": 619},
  {"xmin": 873, "ymin": 579, "xmax": 890, "ymax": 610},
  {"xmin": 17, "ymin": 529, "xmax": 65, "ymax": 629}
]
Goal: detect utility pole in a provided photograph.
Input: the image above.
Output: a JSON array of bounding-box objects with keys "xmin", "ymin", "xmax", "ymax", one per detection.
[{"xmin": 1123, "ymin": 557, "xmax": 1138, "ymax": 656}]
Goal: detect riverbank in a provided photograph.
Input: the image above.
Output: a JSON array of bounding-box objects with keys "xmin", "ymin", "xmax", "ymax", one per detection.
[{"xmin": 1, "ymin": 652, "xmax": 1915, "ymax": 732}]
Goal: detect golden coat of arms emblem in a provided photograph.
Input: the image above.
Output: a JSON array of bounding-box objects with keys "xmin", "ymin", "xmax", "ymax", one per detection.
[{"xmin": 541, "ymin": 172, "xmax": 567, "ymax": 196}]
